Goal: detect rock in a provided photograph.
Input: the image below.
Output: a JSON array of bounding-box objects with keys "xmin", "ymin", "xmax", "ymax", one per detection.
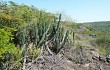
[
  {"xmin": 90, "ymin": 50, "xmax": 99, "ymax": 60},
  {"xmin": 83, "ymin": 63, "xmax": 90, "ymax": 67},
  {"xmin": 99, "ymin": 56, "xmax": 107, "ymax": 62},
  {"xmin": 106, "ymin": 55, "xmax": 110, "ymax": 63},
  {"xmin": 78, "ymin": 26, "xmax": 86, "ymax": 30},
  {"xmin": 36, "ymin": 57, "xmax": 44, "ymax": 64},
  {"xmin": 89, "ymin": 34, "xmax": 96, "ymax": 38},
  {"xmin": 89, "ymin": 63, "xmax": 101, "ymax": 70}
]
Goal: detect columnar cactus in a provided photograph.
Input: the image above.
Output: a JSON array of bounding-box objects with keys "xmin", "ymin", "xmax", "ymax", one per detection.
[{"xmin": 19, "ymin": 13, "xmax": 72, "ymax": 54}]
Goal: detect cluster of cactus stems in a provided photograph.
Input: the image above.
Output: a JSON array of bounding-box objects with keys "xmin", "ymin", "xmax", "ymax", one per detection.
[
  {"xmin": 11, "ymin": 12, "xmax": 73, "ymax": 70},
  {"xmin": 19, "ymin": 12, "xmax": 71, "ymax": 55}
]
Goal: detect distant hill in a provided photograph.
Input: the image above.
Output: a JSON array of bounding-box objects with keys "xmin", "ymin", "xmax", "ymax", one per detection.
[{"xmin": 83, "ymin": 21, "xmax": 110, "ymax": 32}]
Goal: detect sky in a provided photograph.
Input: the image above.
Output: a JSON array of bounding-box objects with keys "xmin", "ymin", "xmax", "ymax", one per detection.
[{"xmin": 3, "ymin": 0, "xmax": 110, "ymax": 23}]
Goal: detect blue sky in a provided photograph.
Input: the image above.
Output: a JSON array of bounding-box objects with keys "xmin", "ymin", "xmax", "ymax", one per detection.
[{"xmin": 3, "ymin": 0, "xmax": 110, "ymax": 22}]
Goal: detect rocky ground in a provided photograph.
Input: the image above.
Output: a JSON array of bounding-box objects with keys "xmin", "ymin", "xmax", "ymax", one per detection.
[
  {"xmin": 25, "ymin": 26, "xmax": 110, "ymax": 70},
  {"xmin": 25, "ymin": 46, "xmax": 110, "ymax": 70}
]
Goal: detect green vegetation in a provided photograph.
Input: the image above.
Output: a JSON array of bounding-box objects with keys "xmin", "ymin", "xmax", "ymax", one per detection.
[
  {"xmin": 84, "ymin": 21, "xmax": 110, "ymax": 32},
  {"xmin": 0, "ymin": 27, "xmax": 15, "ymax": 66},
  {"xmin": 84, "ymin": 21, "xmax": 110, "ymax": 56},
  {"xmin": 0, "ymin": 1, "xmax": 110, "ymax": 70},
  {"xmin": 0, "ymin": 1, "xmax": 72, "ymax": 69}
]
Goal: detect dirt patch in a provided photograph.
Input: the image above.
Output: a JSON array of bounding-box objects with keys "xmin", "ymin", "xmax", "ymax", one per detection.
[{"xmin": 25, "ymin": 46, "xmax": 110, "ymax": 70}]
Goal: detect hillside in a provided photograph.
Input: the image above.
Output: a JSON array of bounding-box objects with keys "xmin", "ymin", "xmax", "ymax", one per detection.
[
  {"xmin": 84, "ymin": 21, "xmax": 110, "ymax": 32},
  {"xmin": 83, "ymin": 21, "xmax": 110, "ymax": 56},
  {"xmin": 25, "ymin": 22, "xmax": 110, "ymax": 70},
  {"xmin": 0, "ymin": 1, "xmax": 110, "ymax": 70}
]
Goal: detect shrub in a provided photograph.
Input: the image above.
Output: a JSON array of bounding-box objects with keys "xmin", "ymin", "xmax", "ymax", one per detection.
[{"xmin": 0, "ymin": 27, "xmax": 20, "ymax": 69}]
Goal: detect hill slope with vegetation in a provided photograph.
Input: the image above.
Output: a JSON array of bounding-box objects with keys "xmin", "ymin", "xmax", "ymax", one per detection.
[
  {"xmin": 0, "ymin": 1, "xmax": 110, "ymax": 70},
  {"xmin": 0, "ymin": 1, "xmax": 74, "ymax": 69},
  {"xmin": 84, "ymin": 21, "xmax": 110, "ymax": 32},
  {"xmin": 83, "ymin": 21, "xmax": 110, "ymax": 55}
]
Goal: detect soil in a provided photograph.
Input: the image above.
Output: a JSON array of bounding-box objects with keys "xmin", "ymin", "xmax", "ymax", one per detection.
[
  {"xmin": 25, "ymin": 27, "xmax": 110, "ymax": 70},
  {"xmin": 25, "ymin": 45, "xmax": 110, "ymax": 70}
]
